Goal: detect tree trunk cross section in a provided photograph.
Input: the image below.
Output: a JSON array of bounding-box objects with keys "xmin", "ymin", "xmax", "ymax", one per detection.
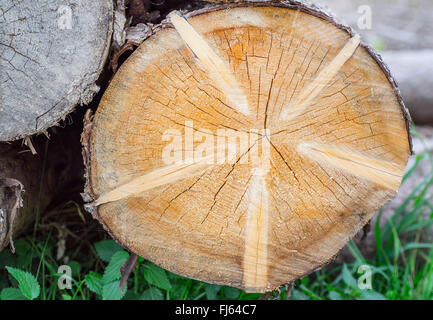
[{"xmin": 84, "ymin": 2, "xmax": 411, "ymax": 292}]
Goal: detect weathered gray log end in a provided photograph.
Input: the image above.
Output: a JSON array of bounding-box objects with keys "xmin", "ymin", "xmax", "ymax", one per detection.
[{"xmin": 0, "ymin": 0, "xmax": 113, "ymax": 141}]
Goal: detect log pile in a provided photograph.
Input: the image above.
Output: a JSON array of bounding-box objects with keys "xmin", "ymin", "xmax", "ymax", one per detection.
[{"xmin": 0, "ymin": 0, "xmax": 113, "ymax": 248}]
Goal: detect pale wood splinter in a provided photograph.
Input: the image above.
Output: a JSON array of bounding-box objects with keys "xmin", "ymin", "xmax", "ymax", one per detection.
[{"xmin": 169, "ymin": 11, "xmax": 250, "ymax": 116}]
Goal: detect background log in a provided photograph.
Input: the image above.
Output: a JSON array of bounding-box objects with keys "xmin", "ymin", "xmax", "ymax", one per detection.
[
  {"xmin": 308, "ymin": 0, "xmax": 433, "ymax": 51},
  {"xmin": 381, "ymin": 51, "xmax": 433, "ymax": 125},
  {"xmin": 0, "ymin": 0, "xmax": 113, "ymax": 141}
]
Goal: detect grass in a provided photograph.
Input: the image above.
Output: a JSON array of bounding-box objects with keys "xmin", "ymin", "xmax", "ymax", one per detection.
[{"xmin": 0, "ymin": 127, "xmax": 432, "ymax": 300}]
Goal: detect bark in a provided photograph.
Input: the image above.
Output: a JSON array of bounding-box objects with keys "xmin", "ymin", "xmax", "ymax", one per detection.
[
  {"xmin": 83, "ymin": 1, "xmax": 412, "ymax": 292},
  {"xmin": 0, "ymin": 142, "xmax": 46, "ymax": 251},
  {"xmin": 0, "ymin": 0, "xmax": 113, "ymax": 141},
  {"xmin": 0, "ymin": 129, "xmax": 83, "ymax": 251}
]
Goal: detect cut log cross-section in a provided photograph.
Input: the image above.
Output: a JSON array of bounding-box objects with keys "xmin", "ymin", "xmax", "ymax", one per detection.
[{"xmin": 84, "ymin": 2, "xmax": 411, "ymax": 292}]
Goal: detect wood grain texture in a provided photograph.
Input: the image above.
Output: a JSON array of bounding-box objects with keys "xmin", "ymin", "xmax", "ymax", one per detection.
[
  {"xmin": 0, "ymin": 0, "xmax": 113, "ymax": 141},
  {"xmin": 85, "ymin": 2, "xmax": 411, "ymax": 292}
]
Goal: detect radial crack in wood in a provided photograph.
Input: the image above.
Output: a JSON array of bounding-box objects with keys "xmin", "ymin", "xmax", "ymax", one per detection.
[{"xmin": 280, "ymin": 34, "xmax": 361, "ymax": 121}]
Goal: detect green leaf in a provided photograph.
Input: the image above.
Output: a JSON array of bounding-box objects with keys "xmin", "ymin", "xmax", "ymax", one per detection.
[
  {"xmin": 0, "ymin": 288, "xmax": 27, "ymax": 300},
  {"xmin": 140, "ymin": 287, "xmax": 164, "ymax": 300},
  {"xmin": 123, "ymin": 291, "xmax": 140, "ymax": 300},
  {"xmin": 62, "ymin": 294, "xmax": 73, "ymax": 300},
  {"xmin": 290, "ymin": 288, "xmax": 309, "ymax": 300},
  {"xmin": 143, "ymin": 264, "xmax": 172, "ymax": 291},
  {"xmin": 102, "ymin": 280, "xmax": 125, "ymax": 300},
  {"xmin": 94, "ymin": 240, "xmax": 123, "ymax": 263},
  {"xmin": 342, "ymin": 264, "xmax": 357, "ymax": 288},
  {"xmin": 99, "ymin": 251, "xmax": 129, "ymax": 300},
  {"xmin": 241, "ymin": 293, "xmax": 263, "ymax": 300},
  {"xmin": 16, "ymin": 254, "xmax": 32, "ymax": 270},
  {"xmin": 85, "ymin": 272, "xmax": 103, "ymax": 296},
  {"xmin": 359, "ymin": 290, "xmax": 387, "ymax": 300},
  {"xmin": 68, "ymin": 261, "xmax": 81, "ymax": 277},
  {"xmin": 5, "ymin": 267, "xmax": 40, "ymax": 300},
  {"xmin": 222, "ymin": 286, "xmax": 240, "ymax": 299},
  {"xmin": 103, "ymin": 251, "xmax": 129, "ymax": 285},
  {"xmin": 328, "ymin": 291, "xmax": 344, "ymax": 300},
  {"xmin": 204, "ymin": 283, "xmax": 221, "ymax": 300}
]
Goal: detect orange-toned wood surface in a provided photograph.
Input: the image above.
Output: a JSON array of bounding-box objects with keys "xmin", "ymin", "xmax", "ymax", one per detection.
[{"xmin": 86, "ymin": 3, "xmax": 411, "ymax": 292}]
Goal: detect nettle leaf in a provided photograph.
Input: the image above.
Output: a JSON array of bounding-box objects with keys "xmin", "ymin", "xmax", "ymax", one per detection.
[
  {"xmin": 204, "ymin": 283, "xmax": 221, "ymax": 300},
  {"xmin": 94, "ymin": 240, "xmax": 123, "ymax": 263},
  {"xmin": 143, "ymin": 264, "xmax": 172, "ymax": 291},
  {"xmin": 359, "ymin": 290, "xmax": 387, "ymax": 300},
  {"xmin": 5, "ymin": 267, "xmax": 40, "ymax": 300},
  {"xmin": 222, "ymin": 286, "xmax": 240, "ymax": 299},
  {"xmin": 328, "ymin": 291, "xmax": 344, "ymax": 300},
  {"xmin": 141, "ymin": 287, "xmax": 164, "ymax": 300},
  {"xmin": 290, "ymin": 288, "xmax": 309, "ymax": 300},
  {"xmin": 62, "ymin": 294, "xmax": 72, "ymax": 300},
  {"xmin": 84, "ymin": 272, "xmax": 103, "ymax": 296},
  {"xmin": 0, "ymin": 288, "xmax": 27, "ymax": 300},
  {"xmin": 17, "ymin": 254, "xmax": 32, "ymax": 270},
  {"xmin": 68, "ymin": 261, "xmax": 81, "ymax": 277},
  {"xmin": 103, "ymin": 251, "xmax": 129, "ymax": 284},
  {"xmin": 99, "ymin": 251, "xmax": 129, "ymax": 300},
  {"xmin": 342, "ymin": 264, "xmax": 358, "ymax": 288},
  {"xmin": 102, "ymin": 280, "xmax": 125, "ymax": 300},
  {"xmin": 123, "ymin": 291, "xmax": 140, "ymax": 300}
]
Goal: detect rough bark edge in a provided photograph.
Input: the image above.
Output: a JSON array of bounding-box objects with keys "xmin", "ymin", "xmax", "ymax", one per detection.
[
  {"xmin": 81, "ymin": 109, "xmax": 128, "ymax": 251},
  {"xmin": 0, "ymin": 178, "xmax": 25, "ymax": 252},
  {"xmin": 5, "ymin": 0, "xmax": 114, "ymax": 142},
  {"xmin": 81, "ymin": 0, "xmax": 414, "ymax": 290}
]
